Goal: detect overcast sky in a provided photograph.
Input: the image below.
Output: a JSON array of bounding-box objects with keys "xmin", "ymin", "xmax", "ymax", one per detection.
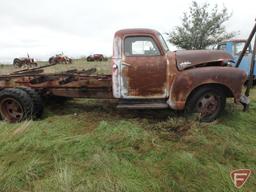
[{"xmin": 0, "ymin": 0, "xmax": 255, "ymax": 63}]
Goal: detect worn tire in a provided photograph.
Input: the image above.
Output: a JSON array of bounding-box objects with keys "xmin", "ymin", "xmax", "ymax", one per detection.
[
  {"xmin": 0, "ymin": 88, "xmax": 33, "ymax": 122},
  {"xmin": 87, "ymin": 57, "xmax": 93, "ymax": 62},
  {"xmin": 18, "ymin": 87, "xmax": 44, "ymax": 119},
  {"xmin": 13, "ymin": 58, "xmax": 21, "ymax": 68},
  {"xmin": 185, "ymin": 87, "xmax": 226, "ymax": 122},
  {"xmin": 49, "ymin": 57, "xmax": 55, "ymax": 64}
]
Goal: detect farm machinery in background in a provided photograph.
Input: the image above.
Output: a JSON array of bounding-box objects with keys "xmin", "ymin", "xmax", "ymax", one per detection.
[
  {"xmin": 234, "ymin": 20, "xmax": 256, "ymax": 110},
  {"xmin": 49, "ymin": 53, "xmax": 72, "ymax": 64},
  {"xmin": 216, "ymin": 19, "xmax": 256, "ymax": 110},
  {"xmin": 13, "ymin": 54, "xmax": 37, "ymax": 68},
  {"xmin": 217, "ymin": 39, "xmax": 256, "ymax": 78},
  {"xmin": 87, "ymin": 54, "xmax": 107, "ymax": 62}
]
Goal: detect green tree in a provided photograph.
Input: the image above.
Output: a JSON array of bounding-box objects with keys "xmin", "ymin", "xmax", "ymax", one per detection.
[{"xmin": 168, "ymin": 1, "xmax": 236, "ymax": 50}]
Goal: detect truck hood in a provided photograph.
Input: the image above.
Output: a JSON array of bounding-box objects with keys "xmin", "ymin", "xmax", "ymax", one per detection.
[{"xmin": 175, "ymin": 50, "xmax": 233, "ymax": 70}]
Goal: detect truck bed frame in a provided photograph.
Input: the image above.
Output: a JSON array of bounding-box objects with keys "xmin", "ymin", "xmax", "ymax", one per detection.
[{"xmin": 0, "ymin": 64, "xmax": 113, "ymax": 99}]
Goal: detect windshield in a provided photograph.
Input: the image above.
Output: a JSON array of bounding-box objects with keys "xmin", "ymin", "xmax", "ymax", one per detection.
[
  {"xmin": 234, "ymin": 42, "xmax": 251, "ymax": 55},
  {"xmin": 158, "ymin": 34, "xmax": 169, "ymax": 52}
]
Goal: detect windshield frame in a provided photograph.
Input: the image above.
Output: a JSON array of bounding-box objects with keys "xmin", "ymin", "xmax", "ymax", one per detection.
[{"xmin": 158, "ymin": 34, "xmax": 169, "ymax": 53}]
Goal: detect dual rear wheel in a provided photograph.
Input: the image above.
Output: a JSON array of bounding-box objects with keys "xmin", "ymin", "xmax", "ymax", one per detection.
[{"xmin": 0, "ymin": 88, "xmax": 43, "ymax": 123}]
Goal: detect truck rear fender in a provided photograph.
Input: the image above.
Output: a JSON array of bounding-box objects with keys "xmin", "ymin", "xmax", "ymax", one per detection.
[{"xmin": 168, "ymin": 67, "xmax": 247, "ymax": 110}]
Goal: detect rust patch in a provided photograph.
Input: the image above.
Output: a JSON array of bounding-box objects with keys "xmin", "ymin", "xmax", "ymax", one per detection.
[
  {"xmin": 169, "ymin": 67, "xmax": 247, "ymax": 110},
  {"xmin": 122, "ymin": 56, "xmax": 167, "ymax": 97}
]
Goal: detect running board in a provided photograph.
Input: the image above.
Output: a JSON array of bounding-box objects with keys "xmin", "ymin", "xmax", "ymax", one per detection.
[{"xmin": 117, "ymin": 103, "xmax": 169, "ymax": 109}]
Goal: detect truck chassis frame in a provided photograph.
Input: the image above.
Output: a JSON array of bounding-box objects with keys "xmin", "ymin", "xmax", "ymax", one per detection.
[{"xmin": 0, "ymin": 65, "xmax": 113, "ymax": 99}]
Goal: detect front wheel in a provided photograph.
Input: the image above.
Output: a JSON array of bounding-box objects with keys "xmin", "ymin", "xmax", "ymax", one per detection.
[{"xmin": 185, "ymin": 87, "xmax": 226, "ymax": 122}]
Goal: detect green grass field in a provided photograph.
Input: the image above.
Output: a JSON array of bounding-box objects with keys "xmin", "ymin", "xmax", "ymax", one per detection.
[{"xmin": 0, "ymin": 60, "xmax": 255, "ymax": 191}]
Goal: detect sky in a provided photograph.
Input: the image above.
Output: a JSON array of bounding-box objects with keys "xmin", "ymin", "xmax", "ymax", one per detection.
[{"xmin": 0, "ymin": 0, "xmax": 255, "ymax": 63}]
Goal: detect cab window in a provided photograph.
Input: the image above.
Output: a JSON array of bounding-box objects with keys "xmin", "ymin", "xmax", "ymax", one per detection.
[
  {"xmin": 217, "ymin": 43, "xmax": 226, "ymax": 50},
  {"xmin": 124, "ymin": 36, "xmax": 160, "ymax": 56}
]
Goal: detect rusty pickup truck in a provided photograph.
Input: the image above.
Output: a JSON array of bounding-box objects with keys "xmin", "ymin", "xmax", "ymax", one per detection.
[{"xmin": 0, "ymin": 28, "xmax": 247, "ymax": 123}]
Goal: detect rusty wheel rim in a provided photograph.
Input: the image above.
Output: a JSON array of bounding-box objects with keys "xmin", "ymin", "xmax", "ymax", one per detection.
[
  {"xmin": 0, "ymin": 97, "xmax": 24, "ymax": 122},
  {"xmin": 196, "ymin": 93, "xmax": 220, "ymax": 118}
]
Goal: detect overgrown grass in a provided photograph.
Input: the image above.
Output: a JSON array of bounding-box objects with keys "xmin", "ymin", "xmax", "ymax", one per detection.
[
  {"xmin": 0, "ymin": 97, "xmax": 255, "ymax": 191},
  {"xmin": 0, "ymin": 62, "xmax": 255, "ymax": 191}
]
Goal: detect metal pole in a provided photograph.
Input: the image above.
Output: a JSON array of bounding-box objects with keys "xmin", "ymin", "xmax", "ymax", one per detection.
[
  {"xmin": 236, "ymin": 21, "xmax": 256, "ymax": 68},
  {"xmin": 245, "ymin": 35, "xmax": 256, "ymax": 97}
]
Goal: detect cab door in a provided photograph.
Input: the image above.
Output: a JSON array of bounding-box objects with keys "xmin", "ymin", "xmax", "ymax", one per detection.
[{"xmin": 120, "ymin": 36, "xmax": 167, "ymax": 98}]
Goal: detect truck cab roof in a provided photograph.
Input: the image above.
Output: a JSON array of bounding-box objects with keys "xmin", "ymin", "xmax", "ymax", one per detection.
[
  {"xmin": 221, "ymin": 39, "xmax": 247, "ymax": 43},
  {"xmin": 114, "ymin": 28, "xmax": 160, "ymax": 37}
]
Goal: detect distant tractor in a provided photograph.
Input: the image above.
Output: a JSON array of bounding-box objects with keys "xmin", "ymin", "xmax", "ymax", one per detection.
[
  {"xmin": 49, "ymin": 54, "xmax": 72, "ymax": 64},
  {"xmin": 13, "ymin": 55, "xmax": 37, "ymax": 68},
  {"xmin": 87, "ymin": 54, "xmax": 106, "ymax": 62},
  {"xmin": 217, "ymin": 39, "xmax": 256, "ymax": 78}
]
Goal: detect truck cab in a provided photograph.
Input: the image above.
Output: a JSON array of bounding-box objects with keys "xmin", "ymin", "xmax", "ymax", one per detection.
[
  {"xmin": 112, "ymin": 29, "xmax": 169, "ymax": 99},
  {"xmin": 217, "ymin": 39, "xmax": 256, "ymax": 77},
  {"xmin": 112, "ymin": 28, "xmax": 247, "ymax": 122}
]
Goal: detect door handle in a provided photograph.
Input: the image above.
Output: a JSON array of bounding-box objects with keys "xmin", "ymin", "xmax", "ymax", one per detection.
[{"xmin": 122, "ymin": 62, "xmax": 132, "ymax": 67}]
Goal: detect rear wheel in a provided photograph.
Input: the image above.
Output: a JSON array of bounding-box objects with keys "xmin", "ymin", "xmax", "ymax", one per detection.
[
  {"xmin": 49, "ymin": 57, "xmax": 55, "ymax": 64},
  {"xmin": 18, "ymin": 87, "xmax": 44, "ymax": 119},
  {"xmin": 87, "ymin": 57, "xmax": 93, "ymax": 62},
  {"xmin": 13, "ymin": 58, "xmax": 21, "ymax": 68},
  {"xmin": 186, "ymin": 87, "xmax": 226, "ymax": 122},
  {"xmin": 0, "ymin": 88, "xmax": 33, "ymax": 123}
]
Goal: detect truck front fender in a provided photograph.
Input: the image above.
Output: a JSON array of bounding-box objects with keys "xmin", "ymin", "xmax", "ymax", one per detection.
[{"xmin": 168, "ymin": 67, "xmax": 247, "ymax": 110}]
